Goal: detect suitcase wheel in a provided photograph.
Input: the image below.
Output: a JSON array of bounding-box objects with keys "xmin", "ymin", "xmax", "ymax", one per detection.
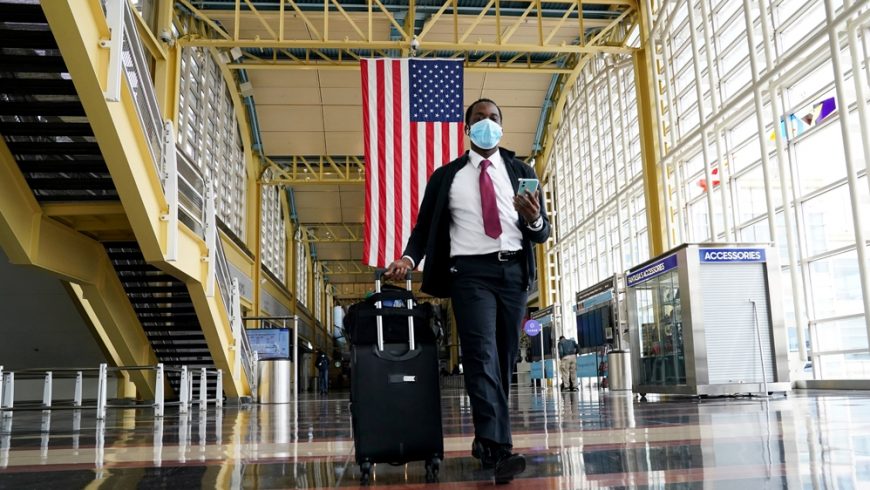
[
  {"xmin": 359, "ymin": 461, "xmax": 372, "ymax": 485},
  {"xmin": 425, "ymin": 457, "xmax": 441, "ymax": 483}
]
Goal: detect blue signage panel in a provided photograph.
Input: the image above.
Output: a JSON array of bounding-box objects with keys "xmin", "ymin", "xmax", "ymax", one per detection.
[
  {"xmin": 578, "ymin": 290, "xmax": 612, "ymax": 311},
  {"xmin": 246, "ymin": 328, "xmax": 291, "ymax": 360},
  {"xmin": 627, "ymin": 254, "xmax": 679, "ymax": 287},
  {"xmin": 699, "ymin": 248, "xmax": 766, "ymax": 263}
]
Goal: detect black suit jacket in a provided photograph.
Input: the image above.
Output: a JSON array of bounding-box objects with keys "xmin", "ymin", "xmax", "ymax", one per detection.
[{"xmin": 402, "ymin": 148, "xmax": 551, "ymax": 298}]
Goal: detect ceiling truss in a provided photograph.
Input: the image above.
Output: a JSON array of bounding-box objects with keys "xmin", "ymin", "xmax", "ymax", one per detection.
[
  {"xmin": 265, "ymin": 155, "xmax": 365, "ymax": 184},
  {"xmin": 177, "ymin": 0, "xmax": 638, "ymax": 73}
]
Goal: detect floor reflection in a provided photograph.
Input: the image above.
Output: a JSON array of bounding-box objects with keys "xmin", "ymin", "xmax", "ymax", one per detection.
[{"xmin": 0, "ymin": 389, "xmax": 868, "ymax": 488}]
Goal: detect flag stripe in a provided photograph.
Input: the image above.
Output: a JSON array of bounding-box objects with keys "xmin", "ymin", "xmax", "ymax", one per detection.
[
  {"xmin": 360, "ymin": 60, "xmax": 372, "ymax": 265},
  {"xmin": 382, "ymin": 60, "xmax": 394, "ymax": 266},
  {"xmin": 392, "ymin": 60, "xmax": 404, "ymax": 263},
  {"xmin": 376, "ymin": 60, "xmax": 387, "ymax": 266},
  {"xmin": 410, "ymin": 124, "xmax": 419, "ymax": 227},
  {"xmin": 441, "ymin": 122, "xmax": 450, "ymax": 168},
  {"xmin": 425, "ymin": 124, "xmax": 434, "ymax": 179}
]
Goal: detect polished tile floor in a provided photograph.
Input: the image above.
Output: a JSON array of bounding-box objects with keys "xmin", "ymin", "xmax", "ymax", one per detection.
[{"xmin": 1, "ymin": 384, "xmax": 869, "ymax": 488}]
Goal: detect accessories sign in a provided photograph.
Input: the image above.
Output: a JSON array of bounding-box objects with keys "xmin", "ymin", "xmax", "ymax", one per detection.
[{"xmin": 699, "ymin": 248, "xmax": 766, "ymax": 263}]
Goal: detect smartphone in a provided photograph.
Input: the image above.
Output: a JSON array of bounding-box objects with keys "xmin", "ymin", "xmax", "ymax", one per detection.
[{"xmin": 516, "ymin": 178, "xmax": 539, "ymax": 195}]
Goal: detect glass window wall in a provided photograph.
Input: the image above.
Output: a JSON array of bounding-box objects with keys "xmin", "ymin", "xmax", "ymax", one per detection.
[{"xmin": 647, "ymin": 0, "xmax": 870, "ymax": 379}]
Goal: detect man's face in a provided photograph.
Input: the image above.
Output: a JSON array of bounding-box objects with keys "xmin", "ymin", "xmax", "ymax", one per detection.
[{"xmin": 466, "ymin": 101, "xmax": 502, "ymax": 134}]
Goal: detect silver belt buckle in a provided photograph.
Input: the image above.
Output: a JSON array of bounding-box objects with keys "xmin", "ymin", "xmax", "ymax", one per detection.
[{"xmin": 497, "ymin": 251, "xmax": 509, "ymax": 262}]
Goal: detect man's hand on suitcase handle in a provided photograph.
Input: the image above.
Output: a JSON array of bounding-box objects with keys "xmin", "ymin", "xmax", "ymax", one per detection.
[{"xmin": 384, "ymin": 257, "xmax": 414, "ymax": 281}]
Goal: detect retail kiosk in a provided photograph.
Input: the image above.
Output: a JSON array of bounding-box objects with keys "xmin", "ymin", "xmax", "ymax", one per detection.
[{"xmin": 625, "ymin": 244, "xmax": 790, "ymax": 397}]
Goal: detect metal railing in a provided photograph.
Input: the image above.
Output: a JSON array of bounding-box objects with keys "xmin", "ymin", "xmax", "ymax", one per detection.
[
  {"xmin": 1, "ymin": 364, "xmax": 223, "ymax": 419},
  {"xmin": 176, "ymin": 149, "xmax": 206, "ymax": 235},
  {"xmin": 101, "ymin": 0, "xmax": 165, "ymax": 180},
  {"xmin": 98, "ymin": 0, "xmax": 255, "ymax": 396}
]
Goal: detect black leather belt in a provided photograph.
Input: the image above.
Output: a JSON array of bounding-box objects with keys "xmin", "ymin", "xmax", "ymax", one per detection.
[
  {"xmin": 484, "ymin": 250, "xmax": 522, "ymax": 262},
  {"xmin": 453, "ymin": 250, "xmax": 522, "ymax": 263}
]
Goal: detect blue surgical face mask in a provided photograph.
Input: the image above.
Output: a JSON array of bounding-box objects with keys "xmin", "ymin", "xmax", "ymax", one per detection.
[{"xmin": 469, "ymin": 118, "xmax": 503, "ymax": 150}]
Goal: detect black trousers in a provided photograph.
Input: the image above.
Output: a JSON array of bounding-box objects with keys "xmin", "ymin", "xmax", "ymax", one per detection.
[{"xmin": 450, "ymin": 255, "xmax": 527, "ymax": 447}]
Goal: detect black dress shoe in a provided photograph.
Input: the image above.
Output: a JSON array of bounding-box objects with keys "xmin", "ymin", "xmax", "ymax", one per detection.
[
  {"xmin": 471, "ymin": 438, "xmax": 496, "ymax": 469},
  {"xmin": 493, "ymin": 450, "xmax": 526, "ymax": 484}
]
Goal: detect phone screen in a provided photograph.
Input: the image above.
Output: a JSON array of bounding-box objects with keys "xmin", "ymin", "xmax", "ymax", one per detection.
[{"xmin": 517, "ymin": 178, "xmax": 539, "ymax": 195}]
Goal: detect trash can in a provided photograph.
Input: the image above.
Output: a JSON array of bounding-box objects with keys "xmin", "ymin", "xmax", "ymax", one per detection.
[
  {"xmin": 258, "ymin": 359, "xmax": 292, "ymax": 403},
  {"xmin": 607, "ymin": 350, "xmax": 632, "ymax": 391}
]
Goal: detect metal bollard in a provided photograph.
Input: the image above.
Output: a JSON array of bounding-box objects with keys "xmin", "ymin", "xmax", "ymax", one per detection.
[
  {"xmin": 199, "ymin": 368, "xmax": 207, "ymax": 411},
  {"xmin": 154, "ymin": 364, "xmax": 164, "ymax": 418},
  {"xmin": 74, "ymin": 371, "xmax": 83, "ymax": 408},
  {"xmin": 179, "ymin": 366, "xmax": 189, "ymax": 414},
  {"xmin": 42, "ymin": 371, "xmax": 53, "ymax": 408},
  {"xmin": 216, "ymin": 370, "xmax": 223, "ymax": 408},
  {"xmin": 96, "ymin": 363, "xmax": 107, "ymax": 420},
  {"xmin": 2, "ymin": 373, "xmax": 13, "ymax": 417}
]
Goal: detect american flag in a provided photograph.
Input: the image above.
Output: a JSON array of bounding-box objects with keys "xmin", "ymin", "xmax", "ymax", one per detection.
[{"xmin": 361, "ymin": 58, "xmax": 465, "ymax": 267}]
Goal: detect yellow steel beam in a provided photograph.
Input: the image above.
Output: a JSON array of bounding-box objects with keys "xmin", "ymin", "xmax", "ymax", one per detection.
[
  {"xmin": 264, "ymin": 155, "xmax": 366, "ymax": 184},
  {"xmin": 634, "ymin": 1, "xmax": 664, "ymax": 255},
  {"xmin": 300, "ymin": 223, "xmax": 364, "ymax": 243},
  {"xmin": 543, "ymin": 2, "xmax": 577, "ymax": 45},
  {"xmin": 458, "ymin": 0, "xmax": 495, "ymax": 44},
  {"xmin": 499, "ymin": 2, "xmax": 536, "ymax": 44},
  {"xmin": 154, "ymin": 0, "xmax": 178, "ymax": 122},
  {"xmin": 180, "ymin": 38, "xmax": 633, "ymax": 55},
  {"xmin": 226, "ymin": 60, "xmax": 574, "ymax": 73},
  {"xmin": 131, "ymin": 2, "xmax": 167, "ymax": 61},
  {"xmin": 242, "ymin": 0, "xmax": 278, "ymax": 39},
  {"xmin": 177, "ymin": 0, "xmax": 232, "ymax": 39},
  {"xmin": 41, "ymin": 202, "xmax": 126, "ymax": 217},
  {"xmin": 286, "ymin": 0, "xmax": 323, "ymax": 40},
  {"xmin": 0, "ymin": 137, "xmax": 159, "ymax": 398}
]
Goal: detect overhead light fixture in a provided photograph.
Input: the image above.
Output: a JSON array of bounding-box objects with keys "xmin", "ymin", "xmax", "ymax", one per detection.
[{"xmin": 230, "ymin": 47, "xmax": 243, "ymax": 61}]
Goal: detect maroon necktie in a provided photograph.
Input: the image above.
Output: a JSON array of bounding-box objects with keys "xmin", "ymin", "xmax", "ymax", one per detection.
[{"xmin": 479, "ymin": 159, "xmax": 502, "ymax": 239}]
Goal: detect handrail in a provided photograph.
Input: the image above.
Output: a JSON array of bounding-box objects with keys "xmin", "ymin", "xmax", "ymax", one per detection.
[
  {"xmin": 101, "ymin": 0, "xmax": 165, "ymax": 182},
  {"xmin": 99, "ymin": 0, "xmax": 254, "ymax": 396}
]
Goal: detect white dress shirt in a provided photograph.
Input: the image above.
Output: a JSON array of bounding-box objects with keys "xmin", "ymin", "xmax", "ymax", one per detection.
[{"xmin": 447, "ymin": 150, "xmax": 523, "ymax": 257}]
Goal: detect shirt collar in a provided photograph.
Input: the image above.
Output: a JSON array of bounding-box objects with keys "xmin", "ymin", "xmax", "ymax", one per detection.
[{"xmin": 469, "ymin": 148, "xmax": 503, "ymax": 170}]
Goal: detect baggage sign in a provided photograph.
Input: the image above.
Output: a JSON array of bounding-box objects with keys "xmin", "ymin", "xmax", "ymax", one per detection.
[{"xmin": 524, "ymin": 319, "xmax": 542, "ymax": 336}]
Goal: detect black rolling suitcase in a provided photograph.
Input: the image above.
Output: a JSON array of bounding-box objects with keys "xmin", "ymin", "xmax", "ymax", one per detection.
[{"xmin": 345, "ymin": 270, "xmax": 443, "ymax": 484}]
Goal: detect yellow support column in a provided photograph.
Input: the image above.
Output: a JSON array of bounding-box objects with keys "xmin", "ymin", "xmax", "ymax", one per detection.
[
  {"xmin": 154, "ymin": 0, "xmax": 179, "ymax": 123},
  {"xmin": 634, "ymin": 3, "xmax": 666, "ymax": 256}
]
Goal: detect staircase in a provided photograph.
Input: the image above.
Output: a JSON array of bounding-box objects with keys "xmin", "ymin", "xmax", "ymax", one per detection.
[
  {"xmin": 0, "ymin": 0, "xmax": 222, "ymax": 398},
  {"xmin": 0, "ymin": 1, "xmax": 117, "ymax": 201},
  {"xmin": 105, "ymin": 242, "xmax": 218, "ymax": 397}
]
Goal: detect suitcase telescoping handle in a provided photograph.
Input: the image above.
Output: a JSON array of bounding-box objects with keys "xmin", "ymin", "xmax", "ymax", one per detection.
[{"xmin": 374, "ymin": 269, "xmax": 415, "ymax": 352}]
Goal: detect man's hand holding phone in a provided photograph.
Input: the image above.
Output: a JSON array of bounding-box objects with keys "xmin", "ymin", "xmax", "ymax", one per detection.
[{"xmin": 514, "ymin": 178, "xmax": 540, "ymax": 223}]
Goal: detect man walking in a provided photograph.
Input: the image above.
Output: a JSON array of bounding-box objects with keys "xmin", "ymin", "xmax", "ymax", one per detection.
[
  {"xmin": 558, "ymin": 335, "xmax": 579, "ymax": 391},
  {"xmin": 385, "ymin": 99, "xmax": 550, "ymax": 484},
  {"xmin": 316, "ymin": 352, "xmax": 330, "ymax": 395}
]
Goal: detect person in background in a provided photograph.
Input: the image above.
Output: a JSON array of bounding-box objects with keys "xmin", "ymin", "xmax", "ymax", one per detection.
[
  {"xmin": 385, "ymin": 98, "xmax": 550, "ymax": 484},
  {"xmin": 316, "ymin": 352, "xmax": 330, "ymax": 395},
  {"xmin": 558, "ymin": 335, "xmax": 579, "ymax": 391}
]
